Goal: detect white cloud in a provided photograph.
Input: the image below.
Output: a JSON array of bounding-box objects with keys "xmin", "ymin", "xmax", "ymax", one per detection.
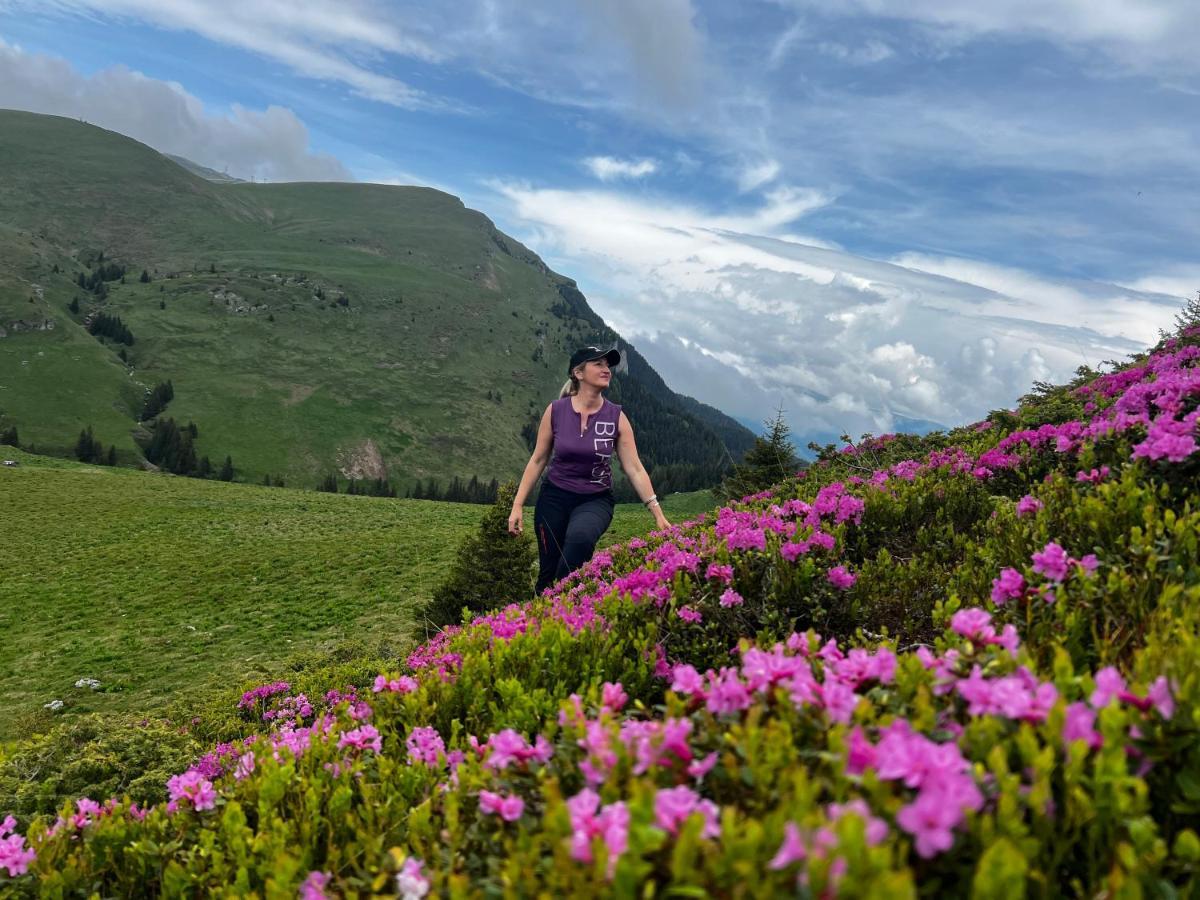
[
  {"xmin": 0, "ymin": 39, "xmax": 351, "ymax": 181},
  {"xmin": 818, "ymin": 39, "xmax": 893, "ymax": 64},
  {"xmin": 25, "ymin": 0, "xmax": 435, "ymax": 107},
  {"xmin": 737, "ymin": 158, "xmax": 781, "ymax": 192},
  {"xmin": 490, "ymin": 181, "xmax": 1182, "ymax": 444},
  {"xmin": 1117, "ymin": 267, "xmax": 1200, "ymax": 300},
  {"xmin": 789, "ymin": 0, "xmax": 1200, "ymax": 75},
  {"xmin": 583, "ymin": 156, "xmax": 659, "ymax": 181}
]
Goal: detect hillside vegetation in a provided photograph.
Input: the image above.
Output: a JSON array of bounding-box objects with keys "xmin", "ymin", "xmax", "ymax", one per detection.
[
  {"xmin": 0, "ymin": 448, "xmax": 713, "ymax": 740},
  {"xmin": 2, "ymin": 316, "xmax": 1198, "ymax": 894},
  {"xmin": 0, "ymin": 110, "xmax": 753, "ymax": 495}
]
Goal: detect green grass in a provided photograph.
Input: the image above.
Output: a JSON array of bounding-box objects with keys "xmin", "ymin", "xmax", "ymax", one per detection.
[{"xmin": 0, "ymin": 447, "xmax": 714, "ymax": 739}]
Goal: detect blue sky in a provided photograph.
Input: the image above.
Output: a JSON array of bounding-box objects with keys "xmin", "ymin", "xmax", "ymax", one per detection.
[{"xmin": 1, "ymin": 0, "xmax": 1197, "ymax": 442}]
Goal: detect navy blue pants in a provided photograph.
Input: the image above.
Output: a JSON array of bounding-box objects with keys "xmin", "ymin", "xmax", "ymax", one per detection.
[{"xmin": 533, "ymin": 480, "xmax": 615, "ymax": 595}]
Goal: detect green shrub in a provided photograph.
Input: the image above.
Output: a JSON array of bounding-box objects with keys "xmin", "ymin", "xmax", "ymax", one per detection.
[{"xmin": 424, "ymin": 480, "xmax": 536, "ymax": 626}]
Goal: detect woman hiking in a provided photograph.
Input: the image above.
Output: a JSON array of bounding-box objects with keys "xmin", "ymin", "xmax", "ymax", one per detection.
[{"xmin": 508, "ymin": 344, "xmax": 671, "ymax": 595}]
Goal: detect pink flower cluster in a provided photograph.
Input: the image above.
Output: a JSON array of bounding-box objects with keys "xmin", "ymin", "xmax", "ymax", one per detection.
[
  {"xmin": 337, "ymin": 725, "xmax": 382, "ymax": 753},
  {"xmin": 166, "ymin": 770, "xmax": 216, "ymax": 813},
  {"xmin": 770, "ymin": 799, "xmax": 888, "ymax": 881},
  {"xmin": 396, "ymin": 856, "xmax": 430, "ymax": 899},
  {"xmin": 0, "ymin": 815, "xmax": 35, "ymax": 877},
  {"xmin": 475, "ymin": 728, "xmax": 553, "ymax": 771},
  {"xmin": 669, "ymin": 635, "xmax": 895, "ymax": 724},
  {"xmin": 847, "ymin": 720, "xmax": 983, "ymax": 858},
  {"xmin": 654, "ymin": 785, "xmax": 720, "ymax": 838},
  {"xmin": 237, "ymin": 680, "xmax": 290, "ymax": 710},
  {"xmin": 566, "ymin": 788, "xmax": 630, "ymax": 878},
  {"xmin": 373, "ymin": 674, "xmax": 419, "ymax": 694},
  {"xmin": 478, "ymin": 789, "xmax": 525, "ymax": 822}
]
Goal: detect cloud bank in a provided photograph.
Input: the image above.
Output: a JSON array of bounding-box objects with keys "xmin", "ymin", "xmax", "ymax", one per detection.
[
  {"xmin": 492, "ymin": 181, "xmax": 1183, "ymax": 444},
  {"xmin": 0, "ymin": 39, "xmax": 350, "ymax": 182}
]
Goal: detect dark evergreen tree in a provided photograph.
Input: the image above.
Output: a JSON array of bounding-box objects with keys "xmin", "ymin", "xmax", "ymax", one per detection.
[
  {"xmin": 75, "ymin": 426, "xmax": 100, "ymax": 463},
  {"xmin": 317, "ymin": 473, "xmax": 339, "ymax": 493},
  {"xmin": 87, "ymin": 312, "xmax": 134, "ymax": 346},
  {"xmin": 219, "ymin": 455, "xmax": 234, "ymax": 482},
  {"xmin": 716, "ymin": 406, "xmax": 801, "ymax": 504},
  {"xmin": 159, "ymin": 300, "xmax": 166, "ymax": 310},
  {"xmin": 425, "ymin": 481, "xmax": 536, "ymax": 626},
  {"xmin": 105, "ymin": 445, "xmax": 117, "ymax": 466},
  {"xmin": 140, "ymin": 269, "xmax": 150, "ymax": 283},
  {"xmin": 197, "ymin": 455, "xmax": 212, "ymax": 478},
  {"xmin": 0, "ymin": 424, "xmax": 18, "ymax": 446},
  {"xmin": 68, "ymin": 296, "xmax": 80, "ymax": 314},
  {"xmin": 140, "ymin": 381, "xmax": 174, "ymax": 421}
]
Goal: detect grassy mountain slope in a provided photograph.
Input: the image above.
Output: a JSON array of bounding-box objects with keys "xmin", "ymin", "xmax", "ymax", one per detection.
[{"xmin": 0, "ymin": 110, "xmax": 753, "ymax": 490}]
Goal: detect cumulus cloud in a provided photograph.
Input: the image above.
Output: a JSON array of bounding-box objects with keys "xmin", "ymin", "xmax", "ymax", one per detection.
[
  {"xmin": 583, "ymin": 156, "xmax": 659, "ymax": 181},
  {"xmin": 490, "ymin": 181, "xmax": 1182, "ymax": 445},
  {"xmin": 0, "ymin": 39, "xmax": 350, "ymax": 181}
]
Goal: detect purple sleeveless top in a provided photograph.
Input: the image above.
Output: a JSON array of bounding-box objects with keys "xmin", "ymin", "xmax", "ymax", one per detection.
[{"xmin": 545, "ymin": 395, "xmax": 622, "ymax": 494}]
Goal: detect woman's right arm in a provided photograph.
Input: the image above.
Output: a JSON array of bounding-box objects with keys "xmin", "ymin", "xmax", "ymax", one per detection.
[{"xmin": 509, "ymin": 404, "xmax": 554, "ymax": 534}]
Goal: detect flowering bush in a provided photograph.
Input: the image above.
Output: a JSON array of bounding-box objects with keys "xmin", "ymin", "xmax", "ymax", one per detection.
[{"xmin": 4, "ymin": 327, "xmax": 1200, "ymax": 896}]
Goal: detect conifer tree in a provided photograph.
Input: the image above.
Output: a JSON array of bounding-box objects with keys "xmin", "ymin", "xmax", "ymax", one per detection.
[
  {"xmin": 197, "ymin": 456, "xmax": 212, "ymax": 478},
  {"xmin": 317, "ymin": 473, "xmax": 338, "ymax": 493},
  {"xmin": 68, "ymin": 297, "xmax": 80, "ymax": 314},
  {"xmin": 219, "ymin": 455, "xmax": 234, "ymax": 482},
  {"xmin": 140, "ymin": 269, "xmax": 150, "ymax": 283},
  {"xmin": 75, "ymin": 426, "xmax": 100, "ymax": 463},
  {"xmin": 425, "ymin": 481, "xmax": 536, "ymax": 626},
  {"xmin": 105, "ymin": 445, "xmax": 117, "ymax": 466},
  {"xmin": 716, "ymin": 406, "xmax": 801, "ymax": 503},
  {"xmin": 0, "ymin": 424, "xmax": 18, "ymax": 446}
]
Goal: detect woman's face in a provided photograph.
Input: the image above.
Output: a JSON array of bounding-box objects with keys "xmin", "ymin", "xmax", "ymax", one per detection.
[{"xmin": 576, "ymin": 358, "xmax": 611, "ymax": 388}]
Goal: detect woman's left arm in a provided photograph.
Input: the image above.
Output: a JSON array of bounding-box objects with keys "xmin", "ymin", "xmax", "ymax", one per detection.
[{"xmin": 616, "ymin": 412, "xmax": 671, "ymax": 528}]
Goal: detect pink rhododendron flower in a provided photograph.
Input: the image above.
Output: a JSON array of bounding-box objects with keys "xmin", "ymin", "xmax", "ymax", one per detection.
[
  {"xmin": 670, "ymin": 664, "xmax": 705, "ymax": 697},
  {"xmin": 373, "ymin": 674, "xmax": 418, "ymax": 694},
  {"xmin": 234, "ymin": 751, "xmax": 256, "ymax": 781},
  {"xmin": 1076, "ymin": 554, "xmax": 1099, "ymax": 574},
  {"xmin": 950, "ymin": 608, "xmax": 992, "ymax": 640},
  {"xmin": 719, "ymin": 587, "xmax": 744, "ymax": 608},
  {"xmin": 1031, "ymin": 542, "xmax": 1070, "ymax": 581},
  {"xmin": 601, "ymin": 681, "xmax": 628, "ymax": 712},
  {"xmin": 1147, "ymin": 676, "xmax": 1175, "ymax": 720},
  {"xmin": 678, "ymin": 606, "xmax": 703, "ymax": 624},
  {"xmin": 299, "ymin": 871, "xmax": 331, "ymax": 900},
  {"xmin": 705, "ymin": 563, "xmax": 733, "ymax": 583},
  {"xmin": 653, "ymin": 785, "xmax": 720, "ymax": 839},
  {"xmin": 479, "ymin": 790, "xmax": 525, "ymax": 822},
  {"xmin": 566, "ymin": 789, "xmax": 630, "ymax": 878},
  {"xmin": 166, "ymin": 770, "xmax": 216, "ymax": 812},
  {"xmin": 0, "ymin": 832, "xmax": 36, "ymax": 878},
  {"xmin": 406, "ymin": 726, "xmax": 446, "ymax": 767},
  {"xmin": 1063, "ymin": 702, "xmax": 1102, "ymax": 749},
  {"xmin": 396, "ymin": 857, "xmax": 430, "ymax": 900},
  {"xmin": 1015, "ymin": 495, "xmax": 1043, "ymax": 517},
  {"xmin": 1090, "ymin": 667, "xmax": 1127, "ymax": 709},
  {"xmin": 687, "ymin": 751, "xmax": 718, "ymax": 781},
  {"xmin": 990, "ymin": 568, "xmax": 1026, "ymax": 605},
  {"xmin": 826, "ymin": 566, "xmax": 856, "ymax": 590},
  {"xmin": 896, "ymin": 789, "xmax": 960, "ymax": 858},
  {"xmin": 769, "ymin": 822, "xmax": 807, "ymax": 869},
  {"xmin": 338, "ymin": 725, "xmax": 382, "ymax": 753}
]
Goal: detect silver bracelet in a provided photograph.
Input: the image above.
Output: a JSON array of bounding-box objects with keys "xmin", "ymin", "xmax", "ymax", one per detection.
[{"xmin": 644, "ymin": 494, "xmax": 658, "ymax": 507}]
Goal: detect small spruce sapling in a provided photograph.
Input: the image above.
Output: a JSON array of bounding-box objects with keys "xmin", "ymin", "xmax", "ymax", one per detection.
[{"xmin": 425, "ymin": 481, "xmax": 536, "ymax": 625}]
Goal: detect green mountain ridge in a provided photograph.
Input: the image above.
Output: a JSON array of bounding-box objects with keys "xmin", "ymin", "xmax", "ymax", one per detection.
[{"xmin": 0, "ymin": 109, "xmax": 754, "ymax": 495}]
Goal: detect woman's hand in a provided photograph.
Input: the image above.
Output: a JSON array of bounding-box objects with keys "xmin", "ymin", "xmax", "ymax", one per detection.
[
  {"xmin": 507, "ymin": 507, "xmax": 524, "ymax": 535},
  {"xmin": 652, "ymin": 507, "xmax": 671, "ymax": 530}
]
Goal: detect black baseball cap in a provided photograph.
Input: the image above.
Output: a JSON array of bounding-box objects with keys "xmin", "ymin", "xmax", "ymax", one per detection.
[{"xmin": 568, "ymin": 344, "xmax": 620, "ymax": 374}]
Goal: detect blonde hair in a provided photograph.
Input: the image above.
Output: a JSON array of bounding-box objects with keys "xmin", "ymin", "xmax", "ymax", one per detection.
[{"xmin": 559, "ymin": 371, "xmax": 580, "ymax": 398}]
